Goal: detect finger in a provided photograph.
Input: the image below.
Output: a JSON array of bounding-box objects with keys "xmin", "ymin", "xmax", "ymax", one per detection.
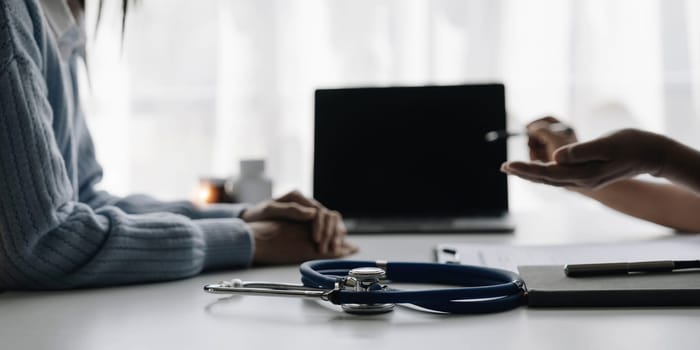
[
  {"xmin": 277, "ymin": 192, "xmax": 328, "ymax": 230},
  {"xmin": 325, "ymin": 212, "xmax": 340, "ymax": 254},
  {"xmin": 277, "ymin": 190, "xmax": 325, "ymax": 209},
  {"xmin": 553, "ymin": 140, "xmax": 611, "ymax": 165},
  {"xmin": 318, "ymin": 240, "xmax": 359, "ymax": 258},
  {"xmin": 337, "ymin": 215, "xmax": 348, "ymax": 251},
  {"xmin": 342, "ymin": 240, "xmax": 359, "ymax": 255},
  {"xmin": 530, "ymin": 148, "xmax": 549, "ymax": 162},
  {"xmin": 505, "ymin": 168, "xmax": 579, "ymax": 188},
  {"xmin": 527, "ymin": 135, "xmax": 543, "ymax": 148},
  {"xmin": 330, "ymin": 211, "xmax": 345, "ymax": 253},
  {"xmin": 528, "ymin": 139, "xmax": 549, "ymax": 162},
  {"xmin": 277, "ymin": 190, "xmax": 312, "ymax": 205},
  {"xmin": 526, "ymin": 116, "xmax": 561, "ymax": 130},
  {"xmin": 502, "ymin": 162, "xmax": 580, "ymax": 187},
  {"xmin": 341, "ymin": 241, "xmax": 359, "ymax": 257},
  {"xmin": 312, "ymin": 208, "xmax": 326, "ymax": 246},
  {"xmin": 502, "ymin": 161, "xmax": 572, "ymax": 180},
  {"xmin": 503, "ymin": 161, "xmax": 611, "ymax": 187},
  {"xmin": 528, "ymin": 132, "xmax": 548, "ymax": 154},
  {"xmin": 527, "ymin": 118, "xmax": 566, "ymax": 140},
  {"xmin": 502, "ymin": 161, "xmax": 567, "ymax": 180},
  {"xmin": 501, "ymin": 161, "xmax": 549, "ymax": 175},
  {"xmin": 500, "ymin": 161, "xmax": 509, "ymax": 174},
  {"xmin": 319, "ymin": 210, "xmax": 335, "ymax": 254},
  {"xmin": 263, "ymin": 202, "xmax": 317, "ymax": 221},
  {"xmin": 277, "ymin": 192, "xmax": 338, "ymax": 249},
  {"xmin": 528, "ymin": 124, "xmax": 567, "ymax": 146}
]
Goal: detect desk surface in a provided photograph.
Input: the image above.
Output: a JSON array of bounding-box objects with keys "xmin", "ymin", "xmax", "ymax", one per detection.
[{"xmin": 2, "ymin": 208, "xmax": 699, "ymax": 350}]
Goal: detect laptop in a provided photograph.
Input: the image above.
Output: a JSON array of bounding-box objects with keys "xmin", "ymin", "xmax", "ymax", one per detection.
[{"xmin": 313, "ymin": 84, "xmax": 514, "ymax": 233}]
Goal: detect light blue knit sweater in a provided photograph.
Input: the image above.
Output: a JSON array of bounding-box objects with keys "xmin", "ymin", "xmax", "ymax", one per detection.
[{"xmin": 0, "ymin": 0, "xmax": 254, "ymax": 290}]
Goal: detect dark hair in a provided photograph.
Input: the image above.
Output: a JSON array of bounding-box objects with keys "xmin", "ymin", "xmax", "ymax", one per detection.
[{"xmin": 78, "ymin": 0, "xmax": 131, "ymax": 36}]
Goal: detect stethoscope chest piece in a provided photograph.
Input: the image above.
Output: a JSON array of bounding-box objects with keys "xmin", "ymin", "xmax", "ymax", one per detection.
[{"xmin": 340, "ymin": 267, "xmax": 394, "ymax": 314}]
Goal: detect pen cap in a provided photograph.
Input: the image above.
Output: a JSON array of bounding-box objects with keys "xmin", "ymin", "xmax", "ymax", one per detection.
[{"xmin": 564, "ymin": 262, "xmax": 631, "ymax": 277}]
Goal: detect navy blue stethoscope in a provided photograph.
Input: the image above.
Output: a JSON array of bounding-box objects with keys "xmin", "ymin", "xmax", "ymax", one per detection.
[{"xmin": 204, "ymin": 260, "xmax": 526, "ymax": 314}]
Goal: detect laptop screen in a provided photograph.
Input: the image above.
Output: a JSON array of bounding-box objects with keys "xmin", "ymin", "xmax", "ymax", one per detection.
[{"xmin": 313, "ymin": 84, "xmax": 508, "ymax": 219}]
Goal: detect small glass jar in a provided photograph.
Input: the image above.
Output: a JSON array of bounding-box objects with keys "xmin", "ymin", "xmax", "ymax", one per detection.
[{"xmin": 225, "ymin": 159, "xmax": 273, "ymax": 204}]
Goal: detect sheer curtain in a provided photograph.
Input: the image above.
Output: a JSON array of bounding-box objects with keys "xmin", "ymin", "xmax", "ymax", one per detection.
[{"xmin": 83, "ymin": 0, "xmax": 700, "ymax": 211}]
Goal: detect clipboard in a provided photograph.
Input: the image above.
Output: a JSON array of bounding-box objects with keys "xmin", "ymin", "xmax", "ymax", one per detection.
[
  {"xmin": 435, "ymin": 236, "xmax": 700, "ymax": 271},
  {"xmin": 518, "ymin": 265, "xmax": 700, "ymax": 307},
  {"xmin": 434, "ymin": 236, "xmax": 700, "ymax": 307}
]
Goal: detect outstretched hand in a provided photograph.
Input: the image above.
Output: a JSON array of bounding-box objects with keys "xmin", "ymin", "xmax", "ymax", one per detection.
[{"xmin": 502, "ymin": 128, "xmax": 670, "ymax": 190}]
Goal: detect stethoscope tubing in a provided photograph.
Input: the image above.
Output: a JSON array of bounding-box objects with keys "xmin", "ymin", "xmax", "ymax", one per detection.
[{"xmin": 300, "ymin": 260, "xmax": 526, "ymax": 313}]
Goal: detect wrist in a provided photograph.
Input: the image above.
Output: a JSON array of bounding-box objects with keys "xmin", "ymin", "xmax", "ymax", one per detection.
[
  {"xmin": 649, "ymin": 134, "xmax": 677, "ymax": 178},
  {"xmin": 566, "ymin": 184, "xmax": 604, "ymax": 198}
]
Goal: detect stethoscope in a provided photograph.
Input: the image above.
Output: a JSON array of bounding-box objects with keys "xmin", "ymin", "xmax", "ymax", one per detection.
[{"xmin": 204, "ymin": 260, "xmax": 526, "ymax": 314}]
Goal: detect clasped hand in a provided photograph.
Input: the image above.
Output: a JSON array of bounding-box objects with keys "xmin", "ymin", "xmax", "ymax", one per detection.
[
  {"xmin": 240, "ymin": 190, "xmax": 358, "ymax": 265},
  {"xmin": 501, "ymin": 117, "xmax": 669, "ymax": 189}
]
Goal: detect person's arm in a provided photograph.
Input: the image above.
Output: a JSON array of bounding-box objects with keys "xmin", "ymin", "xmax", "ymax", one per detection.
[
  {"xmin": 1, "ymin": 60, "xmax": 253, "ymax": 289},
  {"xmin": 569, "ymin": 135, "xmax": 700, "ymax": 232},
  {"xmin": 503, "ymin": 118, "xmax": 700, "ymax": 232},
  {"xmin": 573, "ymin": 179, "xmax": 700, "ymax": 232},
  {"xmin": 81, "ymin": 176, "xmax": 351, "ymax": 254},
  {"xmin": 86, "ymin": 190, "xmax": 251, "ymax": 220},
  {"xmin": 0, "ymin": 4, "xmax": 251, "ymax": 289},
  {"xmin": 1, "ymin": 67, "xmax": 251, "ymax": 290},
  {"xmin": 75, "ymin": 122, "xmax": 348, "ymax": 254},
  {"xmin": 502, "ymin": 128, "xmax": 699, "ymax": 191},
  {"xmin": 74, "ymin": 127, "xmax": 251, "ymax": 220},
  {"xmin": 656, "ymin": 137, "xmax": 700, "ymax": 194}
]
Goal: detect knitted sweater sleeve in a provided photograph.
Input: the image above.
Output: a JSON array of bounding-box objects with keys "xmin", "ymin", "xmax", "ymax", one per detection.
[
  {"xmin": 0, "ymin": 1, "xmax": 253, "ymax": 290},
  {"xmin": 84, "ymin": 188, "xmax": 252, "ymax": 221}
]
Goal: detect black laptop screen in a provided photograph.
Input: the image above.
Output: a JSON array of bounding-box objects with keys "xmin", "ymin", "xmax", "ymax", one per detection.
[{"xmin": 313, "ymin": 84, "xmax": 508, "ymax": 218}]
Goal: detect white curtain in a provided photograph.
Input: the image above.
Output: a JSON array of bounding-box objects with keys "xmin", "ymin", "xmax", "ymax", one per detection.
[{"xmin": 83, "ymin": 0, "xmax": 700, "ymax": 210}]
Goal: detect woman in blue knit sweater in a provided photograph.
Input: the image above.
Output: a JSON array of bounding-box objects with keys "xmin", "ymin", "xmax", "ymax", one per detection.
[{"xmin": 0, "ymin": 0, "xmax": 356, "ymax": 290}]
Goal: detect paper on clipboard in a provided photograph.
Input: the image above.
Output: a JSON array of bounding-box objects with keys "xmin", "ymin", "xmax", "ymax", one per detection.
[{"xmin": 435, "ymin": 235, "xmax": 700, "ymax": 272}]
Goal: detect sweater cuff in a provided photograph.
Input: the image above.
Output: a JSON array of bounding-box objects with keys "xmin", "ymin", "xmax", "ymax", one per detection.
[
  {"xmin": 195, "ymin": 218, "xmax": 255, "ymax": 270},
  {"xmin": 196, "ymin": 203, "xmax": 251, "ymax": 219}
]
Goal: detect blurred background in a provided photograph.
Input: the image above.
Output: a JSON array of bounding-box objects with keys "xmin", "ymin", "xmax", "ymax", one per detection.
[{"xmin": 80, "ymin": 0, "xmax": 700, "ymax": 212}]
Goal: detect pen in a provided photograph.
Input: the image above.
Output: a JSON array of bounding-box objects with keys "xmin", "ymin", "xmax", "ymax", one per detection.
[
  {"xmin": 484, "ymin": 122, "xmax": 572, "ymax": 142},
  {"xmin": 564, "ymin": 260, "xmax": 700, "ymax": 277}
]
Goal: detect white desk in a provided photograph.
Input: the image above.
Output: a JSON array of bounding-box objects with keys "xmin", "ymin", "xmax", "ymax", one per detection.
[{"xmin": 2, "ymin": 208, "xmax": 699, "ymax": 350}]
